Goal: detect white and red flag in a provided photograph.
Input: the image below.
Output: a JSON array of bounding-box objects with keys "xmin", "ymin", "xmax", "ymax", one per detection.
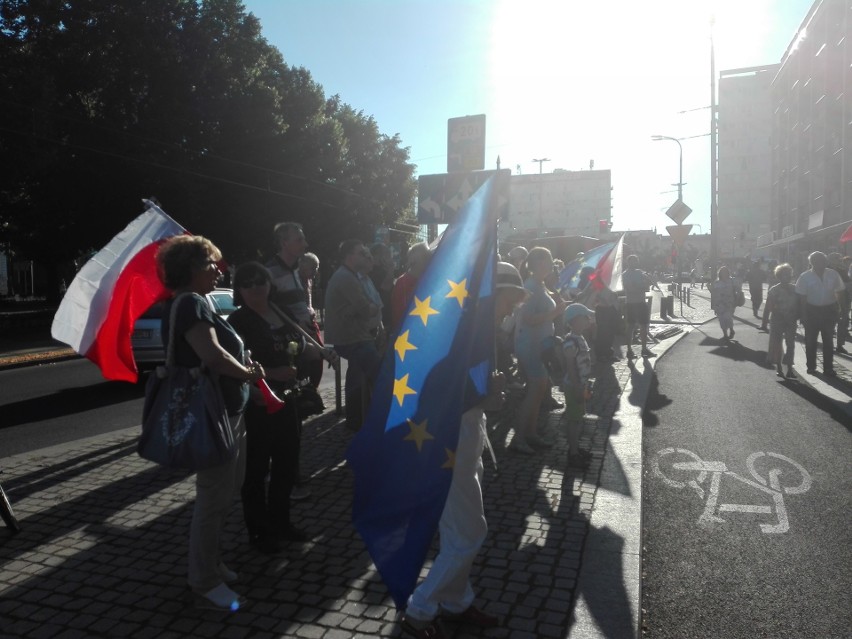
[{"xmin": 51, "ymin": 200, "xmax": 185, "ymax": 382}]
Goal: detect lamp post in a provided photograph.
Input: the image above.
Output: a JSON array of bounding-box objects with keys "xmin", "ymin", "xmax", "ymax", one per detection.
[
  {"xmin": 651, "ymin": 135, "xmax": 683, "ymax": 201},
  {"xmin": 532, "ymin": 158, "xmax": 551, "ymax": 174},
  {"xmin": 710, "ymin": 14, "xmax": 719, "ymax": 264},
  {"xmin": 532, "ymin": 158, "xmax": 550, "ymax": 232}
]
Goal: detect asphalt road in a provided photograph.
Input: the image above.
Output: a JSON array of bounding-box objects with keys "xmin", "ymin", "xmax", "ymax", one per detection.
[
  {"xmin": 0, "ymin": 359, "xmax": 146, "ymax": 457},
  {"xmin": 0, "ymin": 357, "xmax": 343, "ymax": 458},
  {"xmin": 641, "ymin": 318, "xmax": 852, "ymax": 638}
]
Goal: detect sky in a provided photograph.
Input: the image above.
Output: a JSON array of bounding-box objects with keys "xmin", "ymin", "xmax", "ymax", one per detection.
[{"xmin": 244, "ymin": 0, "xmax": 815, "ymax": 237}]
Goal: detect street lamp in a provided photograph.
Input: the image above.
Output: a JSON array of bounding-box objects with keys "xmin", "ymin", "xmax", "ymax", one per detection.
[
  {"xmin": 651, "ymin": 135, "xmax": 683, "ymax": 201},
  {"xmin": 532, "ymin": 158, "xmax": 551, "ymax": 174},
  {"xmin": 532, "ymin": 158, "xmax": 551, "ymax": 232}
]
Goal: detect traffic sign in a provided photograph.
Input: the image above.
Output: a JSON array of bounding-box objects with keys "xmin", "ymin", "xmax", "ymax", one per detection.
[
  {"xmin": 417, "ymin": 169, "xmax": 510, "ymax": 224},
  {"xmin": 665, "ymin": 199, "xmax": 692, "ymax": 225},
  {"xmin": 448, "ymin": 114, "xmax": 486, "ymax": 173},
  {"xmin": 666, "ymin": 224, "xmax": 693, "ymax": 246}
]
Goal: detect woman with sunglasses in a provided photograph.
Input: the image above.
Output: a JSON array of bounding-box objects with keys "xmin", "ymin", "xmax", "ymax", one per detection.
[
  {"xmin": 227, "ymin": 261, "xmax": 336, "ymax": 556},
  {"xmin": 156, "ymin": 236, "xmax": 265, "ymax": 612}
]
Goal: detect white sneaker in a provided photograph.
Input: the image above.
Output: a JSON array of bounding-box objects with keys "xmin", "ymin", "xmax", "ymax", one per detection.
[{"xmin": 194, "ymin": 583, "xmax": 245, "ymax": 611}]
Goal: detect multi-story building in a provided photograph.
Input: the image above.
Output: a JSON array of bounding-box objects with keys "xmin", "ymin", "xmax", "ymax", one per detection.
[
  {"xmin": 500, "ymin": 169, "xmax": 612, "ymax": 241},
  {"xmin": 718, "ymin": 64, "xmax": 779, "ymax": 258},
  {"xmin": 765, "ymin": 0, "xmax": 851, "ymax": 266}
]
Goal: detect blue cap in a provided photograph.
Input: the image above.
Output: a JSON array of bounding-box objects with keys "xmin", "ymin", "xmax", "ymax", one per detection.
[{"xmin": 564, "ymin": 303, "xmax": 595, "ymax": 324}]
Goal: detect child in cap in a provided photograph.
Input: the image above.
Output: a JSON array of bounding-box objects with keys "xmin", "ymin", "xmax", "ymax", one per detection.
[{"xmin": 561, "ymin": 303, "xmax": 595, "ymax": 468}]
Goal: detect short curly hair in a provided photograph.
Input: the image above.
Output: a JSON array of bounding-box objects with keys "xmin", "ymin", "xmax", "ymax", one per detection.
[
  {"xmin": 774, "ymin": 262, "xmax": 793, "ymax": 283},
  {"xmin": 156, "ymin": 235, "xmax": 222, "ymax": 290}
]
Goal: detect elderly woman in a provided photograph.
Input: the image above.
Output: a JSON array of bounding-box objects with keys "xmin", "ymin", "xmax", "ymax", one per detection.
[
  {"xmin": 710, "ymin": 265, "xmax": 741, "ymax": 340},
  {"xmin": 157, "ymin": 235, "xmax": 264, "ymax": 611},
  {"xmin": 227, "ymin": 262, "xmax": 335, "ymax": 555},
  {"xmin": 760, "ymin": 263, "xmax": 799, "ymax": 378},
  {"xmin": 513, "ymin": 247, "xmax": 569, "ymax": 453}
]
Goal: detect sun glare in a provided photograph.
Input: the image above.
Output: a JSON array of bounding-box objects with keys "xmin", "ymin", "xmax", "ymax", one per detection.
[{"xmin": 484, "ymin": 0, "xmax": 783, "ymax": 230}]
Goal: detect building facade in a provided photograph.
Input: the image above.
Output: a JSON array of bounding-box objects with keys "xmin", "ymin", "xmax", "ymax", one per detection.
[
  {"xmin": 718, "ymin": 64, "xmax": 779, "ymax": 258},
  {"xmin": 765, "ymin": 0, "xmax": 851, "ymax": 266},
  {"xmin": 500, "ymin": 169, "xmax": 612, "ymax": 241}
]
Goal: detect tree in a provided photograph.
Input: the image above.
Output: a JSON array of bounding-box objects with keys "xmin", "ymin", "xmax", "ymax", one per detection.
[{"xmin": 0, "ymin": 0, "xmax": 416, "ymax": 298}]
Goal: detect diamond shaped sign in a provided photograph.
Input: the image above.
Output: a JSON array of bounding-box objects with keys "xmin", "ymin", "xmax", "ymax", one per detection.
[
  {"xmin": 666, "ymin": 224, "xmax": 693, "ymax": 246},
  {"xmin": 665, "ymin": 199, "xmax": 692, "ymax": 225}
]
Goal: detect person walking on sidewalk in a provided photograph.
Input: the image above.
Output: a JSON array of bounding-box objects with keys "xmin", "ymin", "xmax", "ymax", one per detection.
[
  {"xmin": 560, "ymin": 303, "xmax": 595, "ymax": 469},
  {"xmin": 829, "ymin": 253, "xmax": 850, "ymax": 355},
  {"xmin": 760, "ymin": 263, "xmax": 799, "ymax": 378},
  {"xmin": 512, "ymin": 247, "xmax": 569, "ymax": 453},
  {"xmin": 622, "ymin": 254, "xmax": 656, "ymax": 358},
  {"xmin": 157, "ymin": 236, "xmax": 265, "ymax": 612},
  {"xmin": 747, "ymin": 261, "xmax": 766, "ymax": 318},
  {"xmin": 710, "ymin": 265, "xmax": 741, "ymax": 341},
  {"xmin": 324, "ymin": 239, "xmax": 383, "ymax": 430},
  {"xmin": 400, "ymin": 262, "xmax": 527, "ymax": 639},
  {"xmin": 795, "ymin": 251, "xmax": 845, "ymax": 376}
]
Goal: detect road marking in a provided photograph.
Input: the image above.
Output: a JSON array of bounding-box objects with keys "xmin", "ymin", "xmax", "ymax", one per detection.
[{"xmin": 653, "ymin": 448, "xmax": 812, "ymax": 534}]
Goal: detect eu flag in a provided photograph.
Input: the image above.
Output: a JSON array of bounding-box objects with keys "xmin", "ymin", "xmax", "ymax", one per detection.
[{"xmin": 346, "ymin": 175, "xmax": 501, "ymax": 608}]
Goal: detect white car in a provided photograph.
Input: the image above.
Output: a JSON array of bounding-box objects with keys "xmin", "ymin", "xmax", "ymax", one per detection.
[{"xmin": 131, "ymin": 288, "xmax": 237, "ymax": 369}]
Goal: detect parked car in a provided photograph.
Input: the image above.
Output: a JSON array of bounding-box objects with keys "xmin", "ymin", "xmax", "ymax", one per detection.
[{"xmin": 131, "ymin": 288, "xmax": 237, "ymax": 369}]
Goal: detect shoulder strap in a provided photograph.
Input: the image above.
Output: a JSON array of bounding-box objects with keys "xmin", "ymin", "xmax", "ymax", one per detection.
[{"xmin": 166, "ymin": 292, "xmax": 194, "ymax": 367}]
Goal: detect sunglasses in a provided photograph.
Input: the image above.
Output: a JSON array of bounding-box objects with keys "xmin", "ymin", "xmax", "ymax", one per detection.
[{"xmin": 239, "ymin": 278, "xmax": 269, "ymax": 288}]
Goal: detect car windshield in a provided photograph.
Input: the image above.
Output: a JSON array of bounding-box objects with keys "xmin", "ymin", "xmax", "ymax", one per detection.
[{"xmin": 208, "ymin": 291, "xmax": 237, "ymax": 316}]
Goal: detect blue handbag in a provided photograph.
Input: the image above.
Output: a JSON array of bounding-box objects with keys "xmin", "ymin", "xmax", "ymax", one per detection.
[{"xmin": 138, "ymin": 294, "xmax": 236, "ymax": 471}]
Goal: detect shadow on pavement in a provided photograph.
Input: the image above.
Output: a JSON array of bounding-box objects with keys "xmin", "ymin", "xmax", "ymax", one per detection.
[
  {"xmin": 1, "ymin": 441, "xmax": 138, "ymax": 501},
  {"xmin": 0, "ymin": 381, "xmax": 146, "ymax": 429},
  {"xmin": 641, "ymin": 375, "xmax": 673, "ymax": 428}
]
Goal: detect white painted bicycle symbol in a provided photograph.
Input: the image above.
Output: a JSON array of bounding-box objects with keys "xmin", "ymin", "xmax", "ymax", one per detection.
[{"xmin": 652, "ymin": 449, "xmax": 812, "ymax": 534}]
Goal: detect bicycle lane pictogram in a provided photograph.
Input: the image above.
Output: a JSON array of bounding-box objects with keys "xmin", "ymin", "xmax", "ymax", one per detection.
[{"xmin": 651, "ymin": 448, "xmax": 812, "ymax": 534}]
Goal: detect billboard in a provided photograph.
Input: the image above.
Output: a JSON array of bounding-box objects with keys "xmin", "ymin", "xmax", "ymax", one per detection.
[
  {"xmin": 447, "ymin": 114, "xmax": 486, "ymax": 173},
  {"xmin": 417, "ymin": 169, "xmax": 511, "ymax": 224}
]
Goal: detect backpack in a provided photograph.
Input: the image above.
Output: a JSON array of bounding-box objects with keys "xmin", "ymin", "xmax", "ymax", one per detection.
[{"xmin": 540, "ymin": 333, "xmax": 592, "ymax": 390}]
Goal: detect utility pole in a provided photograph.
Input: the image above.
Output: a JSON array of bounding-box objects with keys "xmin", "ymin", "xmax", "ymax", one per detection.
[
  {"xmin": 532, "ymin": 158, "xmax": 551, "ymax": 174},
  {"xmin": 532, "ymin": 158, "xmax": 550, "ymax": 232},
  {"xmin": 710, "ymin": 16, "xmax": 719, "ymax": 264}
]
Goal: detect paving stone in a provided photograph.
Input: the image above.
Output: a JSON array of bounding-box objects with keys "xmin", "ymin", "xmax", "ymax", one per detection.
[{"xmin": 1, "ymin": 302, "xmax": 720, "ymax": 639}]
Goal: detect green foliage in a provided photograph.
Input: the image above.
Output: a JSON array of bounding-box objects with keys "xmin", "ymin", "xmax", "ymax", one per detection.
[{"xmin": 0, "ymin": 0, "xmax": 416, "ymax": 290}]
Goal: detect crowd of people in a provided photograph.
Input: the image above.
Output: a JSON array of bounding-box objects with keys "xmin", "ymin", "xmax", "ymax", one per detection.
[
  {"xmin": 150, "ymin": 224, "xmax": 476, "ymax": 626},
  {"xmin": 708, "ymin": 251, "xmax": 851, "ymax": 378},
  {"xmin": 150, "ymin": 225, "xmax": 850, "ymax": 631},
  {"xmin": 496, "ymin": 246, "xmax": 662, "ymax": 466}
]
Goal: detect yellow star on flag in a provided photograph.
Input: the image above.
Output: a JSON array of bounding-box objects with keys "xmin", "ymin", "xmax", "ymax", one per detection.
[
  {"xmin": 442, "ymin": 447, "xmax": 456, "ymax": 469},
  {"xmin": 403, "ymin": 418, "xmax": 434, "ymax": 452},
  {"xmin": 446, "ymin": 278, "xmax": 468, "ymax": 308},
  {"xmin": 394, "ymin": 330, "xmax": 417, "ymax": 362},
  {"xmin": 409, "ymin": 296, "xmax": 439, "ymax": 326},
  {"xmin": 393, "ymin": 373, "xmax": 417, "ymax": 406}
]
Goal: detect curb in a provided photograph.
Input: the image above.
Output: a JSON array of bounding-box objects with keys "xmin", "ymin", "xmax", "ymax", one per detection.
[{"xmin": 569, "ymin": 318, "xmax": 712, "ymax": 639}]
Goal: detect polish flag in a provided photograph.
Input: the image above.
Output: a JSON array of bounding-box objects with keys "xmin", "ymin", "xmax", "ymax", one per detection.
[
  {"xmin": 559, "ymin": 234, "xmax": 625, "ymax": 293},
  {"xmin": 595, "ymin": 233, "xmax": 625, "ymax": 292},
  {"xmin": 51, "ymin": 201, "xmax": 185, "ymax": 383}
]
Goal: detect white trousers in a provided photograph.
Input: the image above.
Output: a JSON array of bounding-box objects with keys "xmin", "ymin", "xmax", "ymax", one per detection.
[
  {"xmin": 188, "ymin": 414, "xmax": 247, "ymax": 592},
  {"xmin": 406, "ymin": 408, "xmax": 488, "ymax": 621}
]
